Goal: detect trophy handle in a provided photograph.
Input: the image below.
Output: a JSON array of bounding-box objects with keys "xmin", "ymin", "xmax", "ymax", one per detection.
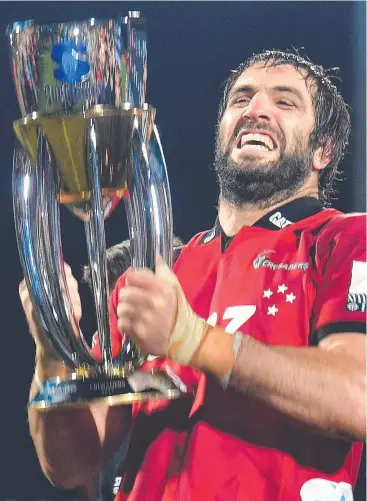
[
  {"xmin": 83, "ymin": 120, "xmax": 113, "ymax": 369},
  {"xmin": 118, "ymin": 118, "xmax": 173, "ymax": 366},
  {"xmin": 147, "ymin": 123, "xmax": 174, "ymax": 268},
  {"xmin": 13, "ymin": 131, "xmax": 95, "ymax": 368},
  {"xmin": 124, "ymin": 118, "xmax": 173, "ymax": 271}
]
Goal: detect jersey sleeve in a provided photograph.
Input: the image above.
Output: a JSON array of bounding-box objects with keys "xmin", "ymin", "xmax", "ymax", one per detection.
[{"xmin": 311, "ymin": 214, "xmax": 367, "ymax": 344}]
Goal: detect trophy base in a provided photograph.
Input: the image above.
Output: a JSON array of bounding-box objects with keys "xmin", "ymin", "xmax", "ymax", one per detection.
[{"xmin": 29, "ymin": 369, "xmax": 188, "ymax": 411}]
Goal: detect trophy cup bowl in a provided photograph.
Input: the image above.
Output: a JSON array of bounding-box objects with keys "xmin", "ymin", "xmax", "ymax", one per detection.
[{"xmin": 8, "ymin": 14, "xmax": 187, "ymax": 410}]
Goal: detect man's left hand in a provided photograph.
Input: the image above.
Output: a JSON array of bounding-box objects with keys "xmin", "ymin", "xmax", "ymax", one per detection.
[{"xmin": 116, "ymin": 262, "xmax": 178, "ymax": 357}]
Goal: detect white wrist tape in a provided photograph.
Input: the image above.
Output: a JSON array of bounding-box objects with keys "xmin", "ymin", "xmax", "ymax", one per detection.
[
  {"xmin": 168, "ymin": 287, "xmax": 208, "ymax": 365},
  {"xmin": 157, "ymin": 260, "xmax": 243, "ymax": 378}
]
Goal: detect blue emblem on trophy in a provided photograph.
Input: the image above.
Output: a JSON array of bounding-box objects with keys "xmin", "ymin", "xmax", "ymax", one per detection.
[
  {"xmin": 7, "ymin": 13, "xmax": 185, "ymax": 409},
  {"xmin": 51, "ymin": 40, "xmax": 90, "ymax": 83}
]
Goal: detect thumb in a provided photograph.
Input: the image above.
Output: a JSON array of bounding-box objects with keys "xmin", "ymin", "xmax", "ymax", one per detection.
[{"xmin": 155, "ymin": 254, "xmax": 175, "ymax": 280}]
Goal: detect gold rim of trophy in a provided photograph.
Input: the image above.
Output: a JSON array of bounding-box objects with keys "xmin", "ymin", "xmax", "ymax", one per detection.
[
  {"xmin": 31, "ymin": 388, "xmax": 183, "ymax": 412},
  {"xmin": 14, "ymin": 103, "xmax": 154, "ymax": 126},
  {"xmin": 13, "ymin": 103, "xmax": 155, "ymax": 203},
  {"xmin": 30, "ymin": 365, "xmax": 185, "ymax": 411}
]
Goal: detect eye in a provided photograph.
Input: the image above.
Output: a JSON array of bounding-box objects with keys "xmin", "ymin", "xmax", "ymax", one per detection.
[
  {"xmin": 233, "ymin": 96, "xmax": 251, "ymax": 105},
  {"xmin": 277, "ymin": 100, "xmax": 294, "ymax": 108}
]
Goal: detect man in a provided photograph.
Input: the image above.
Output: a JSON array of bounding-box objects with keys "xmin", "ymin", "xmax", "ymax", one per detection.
[{"xmin": 21, "ymin": 50, "xmax": 366, "ymax": 501}]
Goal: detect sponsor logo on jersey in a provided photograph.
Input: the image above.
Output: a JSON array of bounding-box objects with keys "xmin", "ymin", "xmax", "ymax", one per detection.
[
  {"xmin": 269, "ymin": 211, "xmax": 293, "ymax": 229},
  {"xmin": 253, "ymin": 250, "xmax": 309, "ymax": 271},
  {"xmin": 346, "ymin": 261, "xmax": 367, "ymax": 312},
  {"xmin": 113, "ymin": 476, "xmax": 122, "ymax": 495}
]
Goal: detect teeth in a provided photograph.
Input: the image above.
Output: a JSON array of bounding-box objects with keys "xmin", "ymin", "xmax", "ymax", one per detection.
[
  {"xmin": 240, "ymin": 133, "xmax": 274, "ymax": 150},
  {"xmin": 240, "ymin": 143, "xmax": 269, "ymax": 151}
]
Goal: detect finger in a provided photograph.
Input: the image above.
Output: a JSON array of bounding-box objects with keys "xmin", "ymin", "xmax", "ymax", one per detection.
[
  {"xmin": 117, "ymin": 316, "xmax": 133, "ymax": 336},
  {"xmin": 117, "ymin": 310, "xmax": 153, "ymax": 348},
  {"xmin": 117, "ymin": 301, "xmax": 142, "ymax": 335},
  {"xmin": 118, "ymin": 285, "xmax": 154, "ymax": 311},
  {"xmin": 125, "ymin": 269, "xmax": 159, "ymax": 291},
  {"xmin": 19, "ymin": 281, "xmax": 35, "ymax": 319},
  {"xmin": 64, "ymin": 262, "xmax": 72, "ymax": 273},
  {"xmin": 70, "ymin": 299, "xmax": 82, "ymax": 324},
  {"xmin": 19, "ymin": 279, "xmax": 46, "ymax": 343},
  {"xmin": 155, "ymin": 257, "xmax": 179, "ymax": 286},
  {"xmin": 19, "ymin": 278, "xmax": 27, "ymax": 293},
  {"xmin": 155, "ymin": 254, "xmax": 164, "ymax": 268},
  {"xmin": 60, "ymin": 264, "xmax": 82, "ymax": 316},
  {"xmin": 19, "ymin": 279, "xmax": 30, "ymax": 304},
  {"xmin": 63, "ymin": 265, "xmax": 78, "ymax": 288}
]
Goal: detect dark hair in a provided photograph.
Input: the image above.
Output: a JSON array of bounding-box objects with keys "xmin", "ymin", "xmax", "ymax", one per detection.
[
  {"xmin": 217, "ymin": 49, "xmax": 351, "ymax": 205},
  {"xmin": 82, "ymin": 236, "xmax": 185, "ymax": 291}
]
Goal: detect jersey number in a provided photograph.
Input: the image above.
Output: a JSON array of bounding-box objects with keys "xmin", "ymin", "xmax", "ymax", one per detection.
[{"xmin": 207, "ymin": 305, "xmax": 256, "ymax": 334}]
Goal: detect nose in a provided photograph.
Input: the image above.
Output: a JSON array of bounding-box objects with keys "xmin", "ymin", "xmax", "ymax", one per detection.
[{"xmin": 242, "ymin": 93, "xmax": 271, "ymax": 122}]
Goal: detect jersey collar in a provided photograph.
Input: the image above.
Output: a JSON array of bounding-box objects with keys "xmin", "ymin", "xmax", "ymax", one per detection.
[
  {"xmin": 252, "ymin": 196, "xmax": 323, "ymax": 230},
  {"xmin": 199, "ymin": 197, "xmax": 324, "ymax": 250}
]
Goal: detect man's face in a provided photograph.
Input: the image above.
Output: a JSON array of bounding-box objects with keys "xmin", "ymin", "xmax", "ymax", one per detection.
[{"xmin": 215, "ymin": 63, "xmax": 319, "ymax": 206}]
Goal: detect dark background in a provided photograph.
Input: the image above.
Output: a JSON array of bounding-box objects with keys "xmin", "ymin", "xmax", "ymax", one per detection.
[{"xmin": 0, "ymin": 2, "xmax": 365, "ymax": 500}]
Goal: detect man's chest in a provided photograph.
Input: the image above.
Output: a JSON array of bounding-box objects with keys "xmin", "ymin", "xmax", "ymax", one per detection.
[{"xmin": 177, "ymin": 230, "xmax": 319, "ymax": 347}]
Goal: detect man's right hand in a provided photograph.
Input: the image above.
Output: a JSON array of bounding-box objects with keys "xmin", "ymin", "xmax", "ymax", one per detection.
[
  {"xmin": 22, "ymin": 263, "xmax": 132, "ymax": 491},
  {"xmin": 19, "ymin": 262, "xmax": 82, "ymax": 387},
  {"xmin": 19, "ymin": 262, "xmax": 82, "ymax": 349}
]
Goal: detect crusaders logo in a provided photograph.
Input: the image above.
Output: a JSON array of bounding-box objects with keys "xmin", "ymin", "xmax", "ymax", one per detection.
[{"xmin": 253, "ymin": 250, "xmax": 309, "ymax": 271}]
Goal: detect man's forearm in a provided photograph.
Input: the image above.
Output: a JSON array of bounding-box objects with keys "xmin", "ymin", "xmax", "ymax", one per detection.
[
  {"xmin": 192, "ymin": 329, "xmax": 366, "ymax": 441},
  {"xmin": 29, "ymin": 350, "xmax": 131, "ymax": 489},
  {"xmin": 29, "ymin": 393, "xmax": 105, "ymax": 489},
  {"xmin": 232, "ymin": 337, "xmax": 365, "ymax": 439}
]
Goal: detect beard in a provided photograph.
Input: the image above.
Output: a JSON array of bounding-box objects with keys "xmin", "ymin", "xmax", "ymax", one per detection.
[{"xmin": 214, "ymin": 129, "xmax": 314, "ymax": 208}]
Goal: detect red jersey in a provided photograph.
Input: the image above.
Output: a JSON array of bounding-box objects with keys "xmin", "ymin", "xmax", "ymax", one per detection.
[{"xmin": 99, "ymin": 197, "xmax": 366, "ymax": 501}]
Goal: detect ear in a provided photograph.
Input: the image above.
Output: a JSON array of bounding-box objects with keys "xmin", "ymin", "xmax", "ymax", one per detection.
[{"xmin": 313, "ymin": 142, "xmax": 333, "ymax": 172}]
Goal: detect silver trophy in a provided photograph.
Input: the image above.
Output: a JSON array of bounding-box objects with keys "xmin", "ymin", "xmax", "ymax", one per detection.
[{"xmin": 7, "ymin": 13, "xmax": 186, "ymax": 410}]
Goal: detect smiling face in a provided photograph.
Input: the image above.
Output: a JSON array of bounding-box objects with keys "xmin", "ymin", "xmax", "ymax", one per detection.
[{"xmin": 215, "ymin": 62, "xmax": 328, "ymax": 207}]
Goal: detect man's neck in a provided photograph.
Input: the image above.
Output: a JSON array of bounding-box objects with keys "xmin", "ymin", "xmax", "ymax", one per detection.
[{"xmin": 218, "ymin": 189, "xmax": 319, "ymax": 237}]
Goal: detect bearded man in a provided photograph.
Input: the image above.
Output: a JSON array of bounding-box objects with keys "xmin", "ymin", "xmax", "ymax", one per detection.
[{"xmin": 22, "ymin": 50, "xmax": 366, "ymax": 501}]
